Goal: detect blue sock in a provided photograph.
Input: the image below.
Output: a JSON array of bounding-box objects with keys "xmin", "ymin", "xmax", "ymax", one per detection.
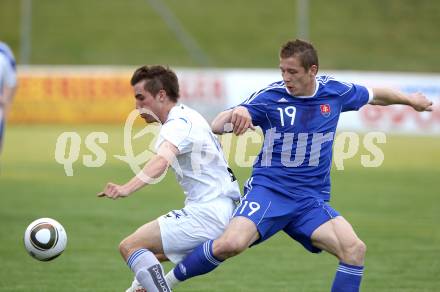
[
  {"xmin": 173, "ymin": 240, "xmax": 223, "ymax": 281},
  {"xmin": 331, "ymin": 262, "xmax": 364, "ymax": 292}
]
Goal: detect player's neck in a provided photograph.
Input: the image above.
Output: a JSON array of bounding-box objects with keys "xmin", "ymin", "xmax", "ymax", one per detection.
[
  {"xmin": 160, "ymin": 101, "xmax": 177, "ymax": 123},
  {"xmin": 303, "ymin": 79, "xmax": 317, "ymax": 96}
]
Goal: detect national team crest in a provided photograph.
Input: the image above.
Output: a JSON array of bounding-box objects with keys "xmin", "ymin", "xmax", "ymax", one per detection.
[{"xmin": 320, "ymin": 104, "xmax": 331, "ymax": 117}]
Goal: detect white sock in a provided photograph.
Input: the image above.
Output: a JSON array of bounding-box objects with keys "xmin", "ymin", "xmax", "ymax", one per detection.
[
  {"xmin": 165, "ymin": 269, "xmax": 181, "ymax": 289},
  {"xmin": 127, "ymin": 249, "xmax": 171, "ymax": 292}
]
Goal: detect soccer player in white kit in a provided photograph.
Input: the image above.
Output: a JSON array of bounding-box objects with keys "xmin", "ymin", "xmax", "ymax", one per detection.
[
  {"xmin": 98, "ymin": 65, "xmax": 240, "ymax": 292},
  {"xmin": 0, "ymin": 41, "xmax": 18, "ymax": 158}
]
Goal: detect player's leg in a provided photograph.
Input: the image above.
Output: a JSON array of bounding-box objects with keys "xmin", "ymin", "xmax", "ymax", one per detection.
[
  {"xmin": 119, "ymin": 220, "xmax": 164, "ymax": 260},
  {"xmin": 126, "ymin": 253, "xmax": 170, "ymax": 292},
  {"xmin": 155, "ymin": 253, "xmax": 169, "ymax": 262},
  {"xmin": 168, "ymin": 216, "xmax": 259, "ymax": 287},
  {"xmin": 311, "ymin": 216, "xmax": 366, "ymax": 265},
  {"xmin": 120, "ymin": 219, "xmax": 171, "ymax": 292},
  {"xmin": 168, "ymin": 185, "xmax": 288, "ymax": 287},
  {"xmin": 283, "ymin": 199, "xmax": 365, "ymax": 292},
  {"xmin": 311, "ymin": 216, "xmax": 366, "ymax": 292},
  {"xmin": 213, "ymin": 216, "xmax": 259, "ymax": 259},
  {"xmin": 155, "ymin": 196, "xmax": 239, "ymax": 287},
  {"xmin": 168, "ymin": 204, "xmax": 261, "ymax": 285}
]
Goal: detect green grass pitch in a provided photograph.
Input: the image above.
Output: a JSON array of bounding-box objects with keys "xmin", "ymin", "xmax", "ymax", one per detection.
[{"xmin": 0, "ymin": 125, "xmax": 439, "ymax": 291}]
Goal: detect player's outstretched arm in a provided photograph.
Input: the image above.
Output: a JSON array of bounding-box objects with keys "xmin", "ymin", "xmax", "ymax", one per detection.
[
  {"xmin": 98, "ymin": 140, "xmax": 179, "ymax": 199},
  {"xmin": 370, "ymin": 87, "xmax": 433, "ymax": 112},
  {"xmin": 231, "ymin": 106, "xmax": 255, "ymax": 135},
  {"xmin": 212, "ymin": 106, "xmax": 255, "ymax": 135},
  {"xmin": 211, "ymin": 109, "xmax": 233, "ymax": 134}
]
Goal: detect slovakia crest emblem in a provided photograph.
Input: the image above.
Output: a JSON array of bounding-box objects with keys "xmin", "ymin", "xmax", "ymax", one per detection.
[{"xmin": 320, "ymin": 104, "xmax": 331, "ymax": 117}]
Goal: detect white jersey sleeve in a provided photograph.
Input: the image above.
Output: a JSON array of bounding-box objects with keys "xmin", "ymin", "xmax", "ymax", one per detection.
[
  {"xmin": 0, "ymin": 42, "xmax": 17, "ymax": 89},
  {"xmin": 157, "ymin": 117, "xmax": 192, "ymax": 154}
]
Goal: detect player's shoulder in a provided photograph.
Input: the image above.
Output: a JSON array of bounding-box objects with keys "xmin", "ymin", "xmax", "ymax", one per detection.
[
  {"xmin": 257, "ymin": 80, "xmax": 286, "ymax": 96},
  {"xmin": 316, "ymin": 75, "xmax": 353, "ymax": 97},
  {"xmin": 165, "ymin": 104, "xmax": 194, "ymax": 125},
  {"xmin": 0, "ymin": 42, "xmax": 16, "ymax": 71},
  {"xmin": 0, "ymin": 42, "xmax": 15, "ymax": 59},
  {"xmin": 243, "ymin": 80, "xmax": 286, "ymax": 104},
  {"xmin": 164, "ymin": 104, "xmax": 212, "ymax": 134}
]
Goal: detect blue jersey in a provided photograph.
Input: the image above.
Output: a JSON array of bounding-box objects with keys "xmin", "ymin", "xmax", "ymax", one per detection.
[{"xmin": 240, "ymin": 75, "xmax": 371, "ymax": 201}]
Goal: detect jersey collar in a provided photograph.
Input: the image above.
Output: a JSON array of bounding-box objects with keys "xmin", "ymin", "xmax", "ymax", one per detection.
[{"xmin": 285, "ymin": 78, "xmax": 319, "ymax": 99}]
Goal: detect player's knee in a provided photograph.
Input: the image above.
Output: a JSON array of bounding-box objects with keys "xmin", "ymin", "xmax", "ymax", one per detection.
[
  {"xmin": 342, "ymin": 239, "xmax": 367, "ymax": 265},
  {"xmin": 118, "ymin": 237, "xmax": 131, "ymax": 260},
  {"xmin": 353, "ymin": 240, "xmax": 367, "ymax": 259},
  {"xmin": 214, "ymin": 238, "xmax": 247, "ymax": 259},
  {"xmin": 119, "ymin": 236, "xmax": 139, "ymax": 261}
]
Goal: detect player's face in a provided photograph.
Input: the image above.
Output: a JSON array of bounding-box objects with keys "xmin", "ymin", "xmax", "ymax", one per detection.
[
  {"xmin": 280, "ymin": 56, "xmax": 317, "ymax": 96},
  {"xmin": 133, "ymin": 80, "xmax": 162, "ymax": 123}
]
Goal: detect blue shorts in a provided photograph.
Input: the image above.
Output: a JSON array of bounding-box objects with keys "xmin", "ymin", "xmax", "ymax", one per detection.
[{"xmin": 233, "ymin": 184, "xmax": 339, "ymax": 253}]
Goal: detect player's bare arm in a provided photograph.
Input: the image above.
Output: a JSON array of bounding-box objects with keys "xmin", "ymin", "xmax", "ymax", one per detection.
[
  {"xmin": 230, "ymin": 106, "xmax": 255, "ymax": 135},
  {"xmin": 211, "ymin": 108, "xmax": 233, "ymax": 134},
  {"xmin": 370, "ymin": 87, "xmax": 433, "ymax": 112},
  {"xmin": 98, "ymin": 140, "xmax": 179, "ymax": 199}
]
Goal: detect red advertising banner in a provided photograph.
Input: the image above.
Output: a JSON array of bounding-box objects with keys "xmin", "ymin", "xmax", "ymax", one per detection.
[{"xmin": 9, "ymin": 67, "xmax": 226, "ymax": 124}]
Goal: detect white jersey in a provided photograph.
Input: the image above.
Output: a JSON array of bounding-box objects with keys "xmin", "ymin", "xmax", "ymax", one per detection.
[
  {"xmin": 0, "ymin": 42, "xmax": 17, "ymax": 93},
  {"xmin": 155, "ymin": 104, "xmax": 241, "ymax": 205}
]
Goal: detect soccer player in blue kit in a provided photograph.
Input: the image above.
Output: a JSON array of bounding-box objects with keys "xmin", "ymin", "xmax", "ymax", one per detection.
[{"xmin": 164, "ymin": 39, "xmax": 434, "ymax": 291}]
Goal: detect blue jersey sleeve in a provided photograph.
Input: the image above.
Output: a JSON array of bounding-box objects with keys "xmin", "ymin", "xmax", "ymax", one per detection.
[
  {"xmin": 238, "ymin": 92, "xmax": 268, "ymax": 127},
  {"xmin": 341, "ymin": 83, "xmax": 370, "ymax": 112}
]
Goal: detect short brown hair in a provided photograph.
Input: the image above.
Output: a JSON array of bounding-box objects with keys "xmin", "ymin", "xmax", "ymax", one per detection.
[
  {"xmin": 131, "ymin": 65, "xmax": 180, "ymax": 102},
  {"xmin": 280, "ymin": 39, "xmax": 319, "ymax": 71}
]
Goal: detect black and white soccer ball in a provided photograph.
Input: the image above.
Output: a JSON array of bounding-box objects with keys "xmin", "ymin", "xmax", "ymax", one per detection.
[{"xmin": 23, "ymin": 218, "xmax": 67, "ymax": 261}]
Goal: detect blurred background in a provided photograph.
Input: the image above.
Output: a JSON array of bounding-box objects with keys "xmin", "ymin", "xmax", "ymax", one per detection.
[
  {"xmin": 2, "ymin": 0, "xmax": 440, "ymax": 70},
  {"xmin": 0, "ymin": 0, "xmax": 439, "ymax": 291}
]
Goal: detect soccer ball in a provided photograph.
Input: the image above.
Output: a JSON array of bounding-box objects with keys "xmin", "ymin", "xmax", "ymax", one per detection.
[{"xmin": 23, "ymin": 218, "xmax": 67, "ymax": 261}]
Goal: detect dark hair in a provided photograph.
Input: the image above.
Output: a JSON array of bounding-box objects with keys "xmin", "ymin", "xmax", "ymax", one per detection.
[
  {"xmin": 280, "ymin": 39, "xmax": 319, "ymax": 71},
  {"xmin": 130, "ymin": 65, "xmax": 180, "ymax": 102}
]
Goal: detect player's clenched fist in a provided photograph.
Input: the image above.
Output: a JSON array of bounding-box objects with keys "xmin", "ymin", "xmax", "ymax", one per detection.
[
  {"xmin": 409, "ymin": 92, "xmax": 433, "ymax": 112},
  {"xmin": 231, "ymin": 106, "xmax": 255, "ymax": 135}
]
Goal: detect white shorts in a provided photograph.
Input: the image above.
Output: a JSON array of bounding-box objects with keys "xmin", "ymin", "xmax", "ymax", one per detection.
[{"xmin": 157, "ymin": 196, "xmax": 236, "ymax": 264}]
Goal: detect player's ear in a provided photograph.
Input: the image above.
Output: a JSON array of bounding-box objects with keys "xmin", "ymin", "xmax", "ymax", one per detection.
[
  {"xmin": 309, "ymin": 64, "xmax": 318, "ymax": 76},
  {"xmin": 158, "ymin": 89, "xmax": 166, "ymax": 101}
]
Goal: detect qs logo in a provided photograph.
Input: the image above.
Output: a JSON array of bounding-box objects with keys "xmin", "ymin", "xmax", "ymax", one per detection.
[
  {"xmin": 113, "ymin": 108, "xmax": 171, "ymax": 184},
  {"xmin": 54, "ymin": 108, "xmax": 387, "ymax": 177},
  {"xmin": 54, "ymin": 109, "xmax": 178, "ymax": 182},
  {"xmin": 114, "ymin": 109, "xmax": 159, "ymax": 174}
]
